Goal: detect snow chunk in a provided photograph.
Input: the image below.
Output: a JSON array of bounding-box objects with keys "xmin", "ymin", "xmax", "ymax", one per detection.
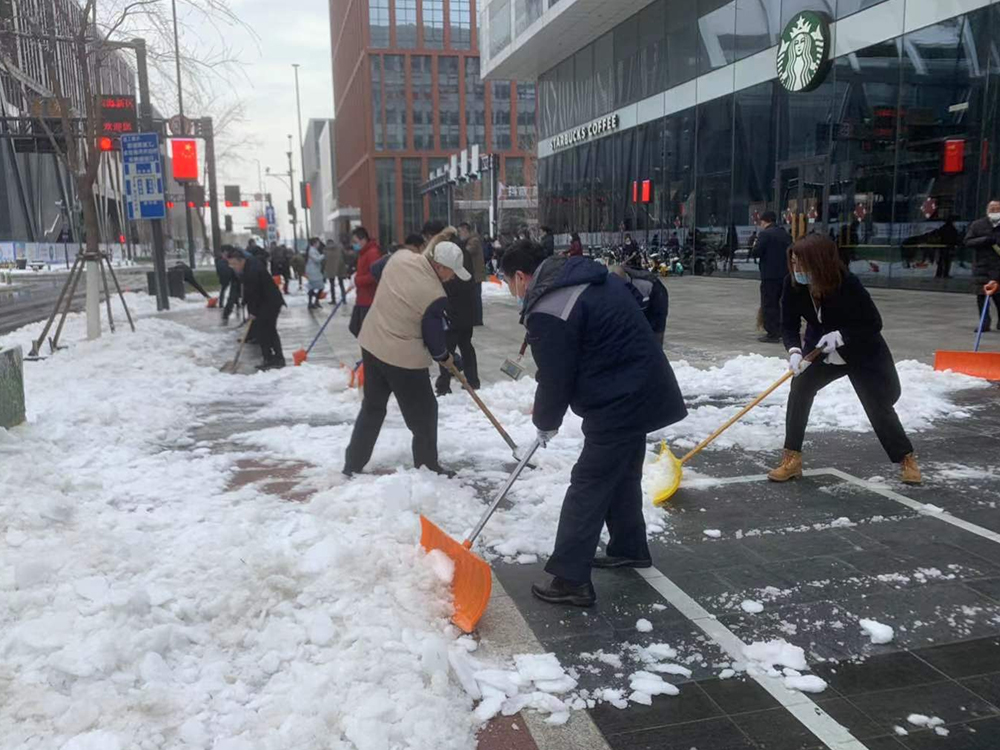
[
  {"xmin": 703, "ymin": 529, "xmax": 722, "ymax": 539},
  {"xmin": 629, "ymin": 671, "xmax": 680, "ymax": 698},
  {"xmin": 741, "ymin": 600, "xmax": 764, "ymax": 614},
  {"xmin": 859, "ymin": 618, "xmax": 894, "ymax": 644},
  {"xmin": 907, "ymin": 714, "xmax": 945, "ymax": 728},
  {"xmin": 783, "ymin": 674, "xmax": 827, "ymax": 693},
  {"xmin": 635, "ymin": 618, "xmax": 653, "ymax": 633},
  {"xmin": 426, "ymin": 549, "xmax": 456, "ymax": 583},
  {"xmin": 514, "ymin": 653, "xmax": 565, "ymax": 683},
  {"xmin": 742, "ymin": 640, "xmax": 808, "ymax": 672},
  {"xmin": 60, "ymin": 731, "xmax": 122, "ymax": 750}
]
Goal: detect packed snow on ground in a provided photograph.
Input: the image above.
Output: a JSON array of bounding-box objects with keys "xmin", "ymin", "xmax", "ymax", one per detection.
[
  {"xmin": 0, "ymin": 296, "xmax": 983, "ymax": 746},
  {"xmin": 740, "ymin": 639, "xmax": 827, "ymax": 694}
]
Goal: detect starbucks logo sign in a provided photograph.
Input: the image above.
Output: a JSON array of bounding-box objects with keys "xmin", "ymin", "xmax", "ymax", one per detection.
[{"xmin": 776, "ymin": 11, "xmax": 831, "ymax": 93}]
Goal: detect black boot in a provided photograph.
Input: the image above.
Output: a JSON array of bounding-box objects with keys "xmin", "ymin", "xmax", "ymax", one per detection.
[
  {"xmin": 423, "ymin": 463, "xmax": 456, "ymax": 479},
  {"xmin": 531, "ymin": 576, "xmax": 596, "ymax": 607},
  {"xmin": 592, "ymin": 555, "xmax": 652, "ymax": 569}
]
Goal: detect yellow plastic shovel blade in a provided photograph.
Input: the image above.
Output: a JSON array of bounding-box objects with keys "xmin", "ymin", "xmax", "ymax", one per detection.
[{"xmin": 650, "ymin": 440, "xmax": 684, "ymax": 507}]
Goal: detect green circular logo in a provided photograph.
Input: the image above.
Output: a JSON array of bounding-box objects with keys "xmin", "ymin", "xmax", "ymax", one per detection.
[{"xmin": 776, "ymin": 11, "xmax": 831, "ymax": 93}]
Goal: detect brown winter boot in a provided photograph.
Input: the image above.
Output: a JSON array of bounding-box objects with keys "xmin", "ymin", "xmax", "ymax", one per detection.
[
  {"xmin": 900, "ymin": 454, "xmax": 922, "ymax": 485},
  {"xmin": 768, "ymin": 450, "xmax": 803, "ymax": 482}
]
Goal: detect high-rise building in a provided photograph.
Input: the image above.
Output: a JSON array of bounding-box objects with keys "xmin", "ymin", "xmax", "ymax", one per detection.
[
  {"xmin": 303, "ymin": 118, "xmax": 338, "ymax": 238},
  {"xmin": 329, "ymin": 0, "xmax": 537, "ymax": 245},
  {"xmin": 481, "ymin": 0, "xmax": 1000, "ymax": 292}
]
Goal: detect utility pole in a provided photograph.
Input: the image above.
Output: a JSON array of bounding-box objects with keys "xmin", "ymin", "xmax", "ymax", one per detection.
[
  {"xmin": 200, "ymin": 117, "xmax": 221, "ymax": 256},
  {"xmin": 292, "ymin": 64, "xmax": 308, "ymax": 234},
  {"xmin": 171, "ymin": 0, "xmax": 196, "ymax": 267},
  {"xmin": 287, "ymin": 135, "xmax": 298, "ymax": 249}
]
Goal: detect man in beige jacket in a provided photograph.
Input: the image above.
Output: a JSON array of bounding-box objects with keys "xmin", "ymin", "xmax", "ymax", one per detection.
[{"xmin": 343, "ymin": 240, "xmax": 470, "ymax": 477}]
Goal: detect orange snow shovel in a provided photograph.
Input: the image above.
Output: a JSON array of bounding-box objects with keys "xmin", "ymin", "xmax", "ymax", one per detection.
[
  {"xmin": 292, "ymin": 288, "xmax": 353, "ymax": 366},
  {"xmin": 220, "ymin": 320, "xmax": 254, "ymax": 373},
  {"xmin": 651, "ymin": 347, "xmax": 823, "ymax": 506},
  {"xmin": 421, "ymin": 439, "xmax": 540, "ymax": 632},
  {"xmin": 935, "ymin": 281, "xmax": 1000, "ymax": 381}
]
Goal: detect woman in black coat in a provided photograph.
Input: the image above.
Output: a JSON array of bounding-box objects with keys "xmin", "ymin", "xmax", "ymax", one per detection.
[{"xmin": 769, "ymin": 235, "xmax": 921, "ymax": 485}]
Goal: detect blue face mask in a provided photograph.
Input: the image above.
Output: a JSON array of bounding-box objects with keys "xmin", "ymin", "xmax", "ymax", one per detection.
[
  {"xmin": 794, "ymin": 271, "xmax": 810, "ymax": 285},
  {"xmin": 351, "ymin": 241, "xmax": 362, "ymax": 252}
]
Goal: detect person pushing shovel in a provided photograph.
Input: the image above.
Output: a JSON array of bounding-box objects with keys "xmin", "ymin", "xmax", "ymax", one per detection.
[{"xmin": 501, "ymin": 240, "xmax": 687, "ymax": 607}]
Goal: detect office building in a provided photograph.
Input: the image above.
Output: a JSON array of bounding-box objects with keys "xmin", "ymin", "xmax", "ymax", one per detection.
[
  {"xmin": 329, "ymin": 0, "xmax": 537, "ymax": 244},
  {"xmin": 481, "ymin": 0, "xmax": 1000, "ymax": 289},
  {"xmin": 303, "ymin": 118, "xmax": 338, "ymax": 238}
]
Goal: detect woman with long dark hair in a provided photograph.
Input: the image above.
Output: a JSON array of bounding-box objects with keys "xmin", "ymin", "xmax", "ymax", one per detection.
[{"xmin": 768, "ymin": 235, "xmax": 921, "ymax": 484}]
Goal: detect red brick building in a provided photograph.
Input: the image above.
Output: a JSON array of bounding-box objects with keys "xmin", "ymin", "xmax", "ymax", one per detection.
[{"xmin": 329, "ymin": 0, "xmax": 536, "ymax": 244}]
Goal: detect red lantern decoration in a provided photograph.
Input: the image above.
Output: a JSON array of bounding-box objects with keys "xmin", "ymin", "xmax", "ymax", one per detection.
[{"xmin": 171, "ymin": 139, "xmax": 199, "ymax": 181}]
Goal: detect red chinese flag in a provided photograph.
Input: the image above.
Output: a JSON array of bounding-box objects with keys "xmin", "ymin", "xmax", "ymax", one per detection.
[
  {"xmin": 171, "ymin": 139, "xmax": 199, "ymax": 181},
  {"xmin": 943, "ymin": 139, "xmax": 965, "ymax": 174},
  {"xmin": 641, "ymin": 180, "xmax": 652, "ymax": 204}
]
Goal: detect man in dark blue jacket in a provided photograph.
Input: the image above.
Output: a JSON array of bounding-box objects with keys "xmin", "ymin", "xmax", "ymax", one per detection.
[
  {"xmin": 613, "ymin": 265, "xmax": 669, "ymax": 346},
  {"xmin": 756, "ymin": 211, "xmax": 791, "ymax": 343},
  {"xmin": 501, "ymin": 241, "xmax": 687, "ymax": 607}
]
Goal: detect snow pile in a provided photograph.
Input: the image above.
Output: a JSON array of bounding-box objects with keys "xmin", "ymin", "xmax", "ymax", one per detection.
[
  {"xmin": 635, "ymin": 618, "xmax": 653, "ymax": 633},
  {"xmin": 644, "ymin": 443, "xmax": 680, "ymax": 501},
  {"xmin": 907, "ymin": 714, "xmax": 948, "ymax": 735},
  {"xmin": 455, "ymin": 652, "xmax": 577, "ymax": 726},
  {"xmin": 628, "ymin": 671, "xmax": 680, "ymax": 705},
  {"xmin": 741, "ymin": 639, "xmax": 828, "ymax": 694},
  {"xmin": 859, "ymin": 618, "xmax": 894, "ymax": 644},
  {"xmin": 741, "ymin": 600, "xmax": 764, "ymax": 614}
]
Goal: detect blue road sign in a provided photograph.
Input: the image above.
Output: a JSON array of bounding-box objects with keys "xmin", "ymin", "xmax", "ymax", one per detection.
[
  {"xmin": 265, "ymin": 205, "xmax": 276, "ymax": 225},
  {"xmin": 121, "ymin": 133, "xmax": 166, "ymax": 221}
]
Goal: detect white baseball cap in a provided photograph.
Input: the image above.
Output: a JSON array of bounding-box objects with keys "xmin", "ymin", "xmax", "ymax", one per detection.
[{"xmin": 432, "ymin": 241, "xmax": 472, "ymax": 281}]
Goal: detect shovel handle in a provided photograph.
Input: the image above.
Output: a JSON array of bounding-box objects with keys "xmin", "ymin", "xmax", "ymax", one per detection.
[
  {"xmin": 465, "ymin": 440, "xmax": 541, "ymax": 546},
  {"xmin": 305, "ymin": 285, "xmax": 355, "ymax": 355},
  {"xmin": 446, "ymin": 360, "xmax": 519, "ymax": 453},
  {"xmin": 227, "ymin": 319, "xmax": 254, "ymax": 371},
  {"xmin": 679, "ymin": 347, "xmax": 823, "ymax": 465}
]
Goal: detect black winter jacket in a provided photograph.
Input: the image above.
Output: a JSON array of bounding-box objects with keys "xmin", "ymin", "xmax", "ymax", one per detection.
[
  {"xmin": 522, "ymin": 257, "xmax": 687, "ymax": 437},
  {"xmin": 443, "ymin": 244, "xmax": 478, "ymax": 330},
  {"xmin": 621, "ymin": 266, "xmax": 669, "ymax": 334},
  {"xmin": 964, "ymin": 218, "xmax": 1000, "ymax": 284},
  {"xmin": 756, "ymin": 225, "xmax": 792, "ymax": 280},
  {"xmin": 241, "ymin": 256, "xmax": 285, "ymax": 318}
]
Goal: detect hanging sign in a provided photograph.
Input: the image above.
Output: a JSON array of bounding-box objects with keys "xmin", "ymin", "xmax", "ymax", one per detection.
[{"xmin": 776, "ymin": 12, "xmax": 832, "ymax": 93}]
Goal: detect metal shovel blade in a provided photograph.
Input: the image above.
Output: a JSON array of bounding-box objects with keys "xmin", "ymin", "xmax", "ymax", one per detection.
[{"xmin": 419, "ymin": 516, "xmax": 492, "ymax": 633}]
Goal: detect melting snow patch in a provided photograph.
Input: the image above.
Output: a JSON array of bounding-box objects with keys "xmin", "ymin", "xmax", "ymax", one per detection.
[
  {"xmin": 741, "ymin": 639, "xmax": 825, "ymax": 693},
  {"xmin": 703, "ymin": 529, "xmax": 722, "ymax": 539},
  {"xmin": 907, "ymin": 714, "xmax": 945, "ymax": 729},
  {"xmin": 635, "ymin": 618, "xmax": 653, "ymax": 633},
  {"xmin": 741, "ymin": 600, "xmax": 764, "ymax": 614}
]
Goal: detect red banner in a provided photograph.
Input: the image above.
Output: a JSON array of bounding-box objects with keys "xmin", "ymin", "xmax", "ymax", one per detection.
[{"xmin": 171, "ymin": 139, "xmax": 198, "ymax": 181}]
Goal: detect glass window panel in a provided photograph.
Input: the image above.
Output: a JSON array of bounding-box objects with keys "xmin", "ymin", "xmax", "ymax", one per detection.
[
  {"xmin": 376, "ymin": 158, "xmax": 397, "ymax": 245},
  {"xmin": 492, "ymin": 80, "xmax": 512, "ymax": 151},
  {"xmin": 780, "ymin": 0, "xmax": 834, "ymax": 30},
  {"xmin": 505, "ymin": 156, "xmax": 525, "ymax": 185},
  {"xmin": 450, "ymin": 0, "xmax": 471, "ymax": 49},
  {"xmin": 428, "ymin": 157, "xmax": 449, "ymax": 221},
  {"xmin": 439, "ymin": 56, "xmax": 460, "ymax": 149},
  {"xmin": 573, "ymin": 45, "xmax": 594, "ymax": 127},
  {"xmin": 594, "ymin": 31, "xmax": 614, "ymax": 118},
  {"xmin": 384, "ymin": 55, "xmax": 406, "ymax": 150},
  {"xmin": 516, "ymin": 82, "xmax": 536, "ymax": 151},
  {"xmin": 423, "ymin": 0, "xmax": 444, "ymax": 48},
  {"xmin": 638, "ymin": 0, "xmax": 667, "ymax": 100},
  {"xmin": 369, "ymin": 0, "xmax": 390, "ymax": 48},
  {"xmin": 515, "ymin": 0, "xmax": 543, "ymax": 35},
  {"xmin": 613, "ymin": 13, "xmax": 638, "ymax": 109},
  {"xmin": 411, "ymin": 55, "xmax": 434, "ymax": 150},
  {"xmin": 662, "ymin": 108, "xmax": 697, "ymax": 248},
  {"xmin": 732, "ymin": 81, "xmax": 777, "ymax": 228},
  {"xmin": 465, "ymin": 57, "xmax": 487, "ymax": 147},
  {"xmin": 489, "ymin": 0, "xmax": 511, "ymax": 59},
  {"xmin": 733, "ymin": 0, "xmax": 779, "ymax": 62},
  {"xmin": 698, "ymin": 0, "xmax": 737, "ymax": 75},
  {"xmin": 538, "ymin": 68, "xmax": 557, "ymax": 139},
  {"xmin": 665, "ymin": 1, "xmax": 698, "ymax": 88},
  {"xmin": 370, "ymin": 56, "xmax": 384, "ymax": 151},
  {"xmin": 555, "ymin": 56, "xmax": 575, "ymax": 136},
  {"xmin": 837, "ymin": 0, "xmax": 889, "ymax": 21},
  {"xmin": 402, "ymin": 158, "xmax": 424, "ymax": 235},
  {"xmin": 396, "ymin": 0, "xmax": 417, "ymax": 48},
  {"xmin": 696, "ymin": 95, "xmax": 734, "ymax": 252}
]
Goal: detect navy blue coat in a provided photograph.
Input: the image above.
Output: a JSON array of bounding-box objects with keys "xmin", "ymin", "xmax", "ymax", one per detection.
[
  {"xmin": 522, "ymin": 257, "xmax": 687, "ymax": 437},
  {"xmin": 756, "ymin": 225, "xmax": 792, "ymax": 280},
  {"xmin": 622, "ymin": 266, "xmax": 669, "ymax": 334}
]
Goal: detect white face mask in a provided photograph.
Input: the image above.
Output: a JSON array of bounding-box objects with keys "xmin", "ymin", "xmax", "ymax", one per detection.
[{"xmin": 988, "ymin": 212, "xmax": 1000, "ymax": 224}]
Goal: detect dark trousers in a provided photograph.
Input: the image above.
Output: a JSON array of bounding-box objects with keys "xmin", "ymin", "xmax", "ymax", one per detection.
[
  {"xmin": 545, "ymin": 433, "xmax": 651, "ymax": 584},
  {"xmin": 223, "ymin": 278, "xmax": 241, "ymax": 321},
  {"xmin": 785, "ymin": 361, "xmax": 913, "ymax": 463},
  {"xmin": 436, "ymin": 328, "xmax": 480, "ymax": 390},
  {"xmin": 254, "ymin": 309, "xmax": 284, "ymax": 365},
  {"xmin": 474, "ymin": 282, "xmax": 484, "ymax": 327},
  {"xmin": 977, "ymin": 293, "xmax": 1000, "ymax": 330},
  {"xmin": 344, "ymin": 349, "xmax": 439, "ymax": 472},
  {"xmin": 760, "ymin": 279, "xmax": 783, "ymax": 337},
  {"xmin": 329, "ymin": 277, "xmax": 347, "ymax": 304}
]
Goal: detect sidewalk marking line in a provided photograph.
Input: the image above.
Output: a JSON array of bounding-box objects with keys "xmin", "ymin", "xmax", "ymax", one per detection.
[{"xmin": 635, "ymin": 566, "xmax": 869, "ymax": 750}]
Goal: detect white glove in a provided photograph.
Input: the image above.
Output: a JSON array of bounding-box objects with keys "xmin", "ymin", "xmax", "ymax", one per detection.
[
  {"xmin": 816, "ymin": 330, "xmax": 844, "ymax": 354},
  {"xmin": 536, "ymin": 428, "xmax": 558, "ymax": 447},
  {"xmin": 788, "ymin": 348, "xmax": 810, "ymax": 376}
]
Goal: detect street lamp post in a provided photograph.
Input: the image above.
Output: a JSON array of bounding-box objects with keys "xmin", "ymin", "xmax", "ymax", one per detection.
[
  {"xmin": 170, "ymin": 0, "xmax": 196, "ymax": 268},
  {"xmin": 287, "ymin": 135, "xmax": 298, "ymax": 249},
  {"xmin": 292, "ymin": 64, "xmax": 308, "ymax": 234}
]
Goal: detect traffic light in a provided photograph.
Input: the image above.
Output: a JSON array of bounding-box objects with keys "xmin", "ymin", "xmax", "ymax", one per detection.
[
  {"xmin": 224, "ymin": 184, "xmax": 241, "ymax": 205},
  {"xmin": 257, "ymin": 216, "xmax": 267, "ymax": 230},
  {"xmin": 224, "ymin": 215, "xmax": 233, "ymax": 232},
  {"xmin": 287, "ymin": 200, "xmax": 296, "ymax": 219},
  {"xmin": 98, "ymin": 136, "xmax": 114, "ymax": 152},
  {"xmin": 300, "ymin": 181, "xmax": 312, "ymax": 209}
]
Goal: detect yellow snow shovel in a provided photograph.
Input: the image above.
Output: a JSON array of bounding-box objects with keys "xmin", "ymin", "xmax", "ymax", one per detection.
[{"xmin": 651, "ymin": 347, "xmax": 823, "ymax": 506}]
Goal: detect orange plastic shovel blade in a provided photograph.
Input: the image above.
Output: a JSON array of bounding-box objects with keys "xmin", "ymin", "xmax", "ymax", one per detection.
[
  {"xmin": 934, "ymin": 351, "xmax": 1000, "ymax": 381},
  {"xmin": 419, "ymin": 515, "xmax": 492, "ymax": 633},
  {"xmin": 207, "ymin": 297, "xmax": 218, "ymax": 308},
  {"xmin": 292, "ymin": 349, "xmax": 307, "ymax": 366}
]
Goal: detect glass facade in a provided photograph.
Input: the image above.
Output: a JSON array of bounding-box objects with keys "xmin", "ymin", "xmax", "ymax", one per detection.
[
  {"xmin": 370, "ymin": 57, "xmax": 384, "ymax": 151},
  {"xmin": 376, "ymin": 158, "xmax": 397, "ymax": 245},
  {"xmin": 369, "ymin": 0, "xmax": 390, "ymax": 48},
  {"xmin": 465, "ymin": 57, "xmax": 486, "ymax": 147},
  {"xmin": 439, "ymin": 56, "xmax": 461, "ymax": 149},
  {"xmin": 411, "ymin": 55, "xmax": 434, "ymax": 149},
  {"xmin": 450, "ymin": 0, "xmax": 472, "ymax": 49},
  {"xmin": 537, "ymin": 1, "xmax": 1000, "ymax": 290},
  {"xmin": 402, "ymin": 158, "xmax": 424, "ymax": 234},
  {"xmin": 396, "ymin": 0, "xmax": 418, "ymax": 48},
  {"xmin": 383, "ymin": 55, "xmax": 407, "ymax": 150},
  {"xmin": 423, "ymin": 0, "xmax": 444, "ymax": 48},
  {"xmin": 492, "ymin": 80, "xmax": 512, "ymax": 150}
]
